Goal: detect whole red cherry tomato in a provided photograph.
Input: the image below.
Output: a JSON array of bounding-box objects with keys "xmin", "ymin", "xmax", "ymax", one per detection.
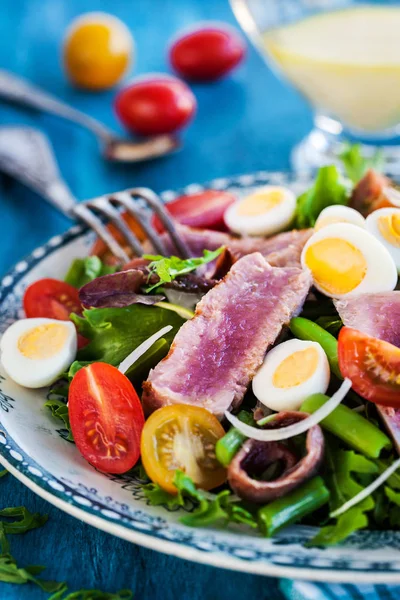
[
  {"xmin": 24, "ymin": 279, "xmax": 82, "ymax": 320},
  {"xmin": 23, "ymin": 278, "xmax": 89, "ymax": 349},
  {"xmin": 151, "ymin": 190, "xmax": 236, "ymax": 233},
  {"xmin": 115, "ymin": 76, "xmax": 196, "ymax": 136},
  {"xmin": 169, "ymin": 25, "xmax": 246, "ymax": 81}
]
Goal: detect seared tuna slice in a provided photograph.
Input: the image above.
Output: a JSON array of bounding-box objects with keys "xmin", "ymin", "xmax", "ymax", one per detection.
[
  {"xmin": 335, "ymin": 292, "xmax": 400, "ymax": 349},
  {"xmin": 335, "ymin": 291, "xmax": 400, "ymax": 453},
  {"xmin": 142, "ymin": 253, "xmax": 312, "ymax": 418},
  {"xmin": 159, "ymin": 224, "xmax": 313, "ymax": 268}
]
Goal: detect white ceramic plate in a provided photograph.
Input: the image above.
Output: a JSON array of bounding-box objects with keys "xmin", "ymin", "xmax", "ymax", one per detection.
[{"xmin": 1, "ymin": 172, "xmax": 400, "ymax": 584}]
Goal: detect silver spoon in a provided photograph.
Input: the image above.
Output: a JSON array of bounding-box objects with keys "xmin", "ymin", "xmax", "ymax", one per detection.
[{"xmin": 0, "ymin": 70, "xmax": 180, "ymax": 163}]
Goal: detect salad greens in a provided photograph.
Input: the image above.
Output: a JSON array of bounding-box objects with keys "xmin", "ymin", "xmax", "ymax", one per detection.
[
  {"xmin": 310, "ymin": 443, "xmax": 378, "ymax": 545},
  {"xmin": 339, "ymin": 142, "xmax": 384, "ymax": 184},
  {"xmin": 72, "ymin": 304, "xmax": 184, "ymax": 365},
  {"xmin": 294, "ymin": 165, "xmax": 349, "ymax": 228},
  {"xmin": 65, "ymin": 256, "xmax": 117, "ymax": 289},
  {"xmin": 0, "ymin": 506, "xmax": 48, "ymax": 535},
  {"xmin": 45, "ymin": 394, "xmax": 74, "ymax": 442},
  {"xmin": 143, "ymin": 247, "xmax": 224, "ymax": 291},
  {"xmin": 0, "ymin": 476, "xmax": 133, "ymax": 597},
  {"xmin": 143, "ymin": 470, "xmax": 257, "ymax": 529}
]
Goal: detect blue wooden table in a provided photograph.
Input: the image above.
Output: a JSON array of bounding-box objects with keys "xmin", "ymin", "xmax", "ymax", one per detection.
[{"xmin": 0, "ymin": 0, "xmax": 312, "ymax": 597}]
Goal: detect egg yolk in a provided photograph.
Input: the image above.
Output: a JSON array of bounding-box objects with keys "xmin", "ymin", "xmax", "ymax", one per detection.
[
  {"xmin": 18, "ymin": 323, "xmax": 69, "ymax": 360},
  {"xmin": 237, "ymin": 190, "xmax": 284, "ymax": 217},
  {"xmin": 378, "ymin": 213, "xmax": 400, "ymax": 248},
  {"xmin": 64, "ymin": 19, "xmax": 131, "ymax": 90},
  {"xmin": 272, "ymin": 347, "xmax": 319, "ymax": 388},
  {"xmin": 304, "ymin": 238, "xmax": 367, "ymax": 295}
]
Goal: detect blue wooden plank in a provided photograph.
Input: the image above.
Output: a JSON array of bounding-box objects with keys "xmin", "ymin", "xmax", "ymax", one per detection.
[{"xmin": 0, "ymin": 0, "xmax": 311, "ymax": 596}]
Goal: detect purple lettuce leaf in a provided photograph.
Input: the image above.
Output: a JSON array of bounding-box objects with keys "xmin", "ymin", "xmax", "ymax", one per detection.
[{"xmin": 79, "ymin": 270, "xmax": 164, "ymax": 309}]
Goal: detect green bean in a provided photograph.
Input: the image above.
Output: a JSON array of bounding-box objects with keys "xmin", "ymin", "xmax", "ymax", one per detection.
[
  {"xmin": 258, "ymin": 476, "xmax": 330, "ymax": 537},
  {"xmin": 290, "ymin": 317, "xmax": 341, "ymax": 379},
  {"xmin": 215, "ymin": 411, "xmax": 254, "ymax": 467},
  {"xmin": 300, "ymin": 394, "xmax": 391, "ymax": 458}
]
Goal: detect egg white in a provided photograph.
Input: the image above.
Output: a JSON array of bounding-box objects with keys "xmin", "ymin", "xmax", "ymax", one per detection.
[
  {"xmin": 252, "ymin": 339, "xmax": 330, "ymax": 412},
  {"xmin": 315, "ymin": 205, "xmax": 366, "ymax": 231},
  {"xmin": 224, "ymin": 185, "xmax": 296, "ymax": 236},
  {"xmin": 366, "ymin": 207, "xmax": 400, "ymax": 273},
  {"xmin": 301, "ymin": 222, "xmax": 398, "ymax": 299},
  {"xmin": 0, "ymin": 318, "xmax": 77, "ymax": 388}
]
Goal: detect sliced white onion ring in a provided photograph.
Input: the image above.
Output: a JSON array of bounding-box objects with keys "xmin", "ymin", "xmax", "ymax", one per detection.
[
  {"xmin": 224, "ymin": 378, "xmax": 352, "ymax": 442},
  {"xmin": 118, "ymin": 325, "xmax": 173, "ymax": 374},
  {"xmin": 330, "ymin": 457, "xmax": 400, "ymax": 518}
]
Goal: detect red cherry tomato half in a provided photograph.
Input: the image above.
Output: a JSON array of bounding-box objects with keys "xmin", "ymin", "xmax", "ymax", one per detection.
[
  {"xmin": 152, "ymin": 190, "xmax": 236, "ymax": 233},
  {"xmin": 23, "ymin": 278, "xmax": 88, "ymax": 348},
  {"xmin": 24, "ymin": 278, "xmax": 82, "ymax": 320},
  {"xmin": 170, "ymin": 26, "xmax": 245, "ymax": 81},
  {"xmin": 69, "ymin": 362, "xmax": 144, "ymax": 473},
  {"xmin": 338, "ymin": 327, "xmax": 400, "ymax": 408},
  {"xmin": 115, "ymin": 76, "xmax": 196, "ymax": 136}
]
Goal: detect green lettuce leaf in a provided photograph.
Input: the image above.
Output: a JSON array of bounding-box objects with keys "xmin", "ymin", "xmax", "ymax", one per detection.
[
  {"xmin": 310, "ymin": 442, "xmax": 378, "ymax": 546},
  {"xmin": 65, "ymin": 256, "xmax": 117, "ymax": 289},
  {"xmin": 71, "ymin": 304, "xmax": 184, "ymax": 366},
  {"xmin": 294, "ymin": 165, "xmax": 349, "ymax": 229},
  {"xmin": 143, "ymin": 470, "xmax": 257, "ymax": 529},
  {"xmin": 339, "ymin": 143, "xmax": 384, "ymax": 185},
  {"xmin": 0, "ymin": 470, "xmax": 7, "ymax": 479}
]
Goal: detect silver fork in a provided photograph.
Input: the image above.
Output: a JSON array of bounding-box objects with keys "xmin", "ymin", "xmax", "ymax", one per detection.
[
  {"xmin": 0, "ymin": 70, "xmax": 179, "ymax": 163},
  {"xmin": 0, "ymin": 126, "xmax": 191, "ymax": 263}
]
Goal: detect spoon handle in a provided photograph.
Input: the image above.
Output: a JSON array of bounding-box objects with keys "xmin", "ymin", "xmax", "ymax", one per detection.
[
  {"xmin": 0, "ymin": 70, "xmax": 113, "ymax": 142},
  {"xmin": 0, "ymin": 126, "xmax": 78, "ymax": 217}
]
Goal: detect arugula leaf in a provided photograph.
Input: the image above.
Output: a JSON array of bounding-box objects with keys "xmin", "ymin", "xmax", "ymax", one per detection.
[
  {"xmin": 0, "ymin": 506, "xmax": 48, "ymax": 534},
  {"xmin": 49, "ymin": 585, "xmax": 132, "ymax": 600},
  {"xmin": 339, "ymin": 142, "xmax": 384, "ymax": 184},
  {"xmin": 0, "ymin": 470, "xmax": 7, "ymax": 479},
  {"xmin": 315, "ymin": 316, "xmax": 343, "ymax": 337},
  {"xmin": 45, "ymin": 395, "xmax": 73, "ymax": 442},
  {"xmin": 65, "ymin": 257, "xmax": 117, "ymax": 289},
  {"xmin": 310, "ymin": 507, "xmax": 369, "ymax": 546},
  {"xmin": 294, "ymin": 165, "xmax": 349, "ymax": 229},
  {"xmin": 310, "ymin": 441, "xmax": 378, "ymax": 545},
  {"xmin": 144, "ymin": 248, "xmax": 224, "ymax": 292},
  {"xmin": 0, "ymin": 523, "xmax": 64, "ymax": 593},
  {"xmin": 144, "ymin": 470, "xmax": 257, "ymax": 529},
  {"xmin": 72, "ymin": 304, "xmax": 184, "ymax": 366}
]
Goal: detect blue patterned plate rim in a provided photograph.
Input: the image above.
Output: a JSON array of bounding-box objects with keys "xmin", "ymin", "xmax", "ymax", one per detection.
[{"xmin": 1, "ymin": 171, "xmax": 400, "ymax": 583}]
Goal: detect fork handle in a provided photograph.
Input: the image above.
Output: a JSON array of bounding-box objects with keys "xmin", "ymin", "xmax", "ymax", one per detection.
[
  {"xmin": 0, "ymin": 70, "xmax": 113, "ymax": 142},
  {"xmin": 0, "ymin": 126, "xmax": 78, "ymax": 217}
]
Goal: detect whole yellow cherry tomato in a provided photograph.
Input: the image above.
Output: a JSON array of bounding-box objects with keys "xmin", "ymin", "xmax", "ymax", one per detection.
[{"xmin": 63, "ymin": 12, "xmax": 133, "ymax": 90}]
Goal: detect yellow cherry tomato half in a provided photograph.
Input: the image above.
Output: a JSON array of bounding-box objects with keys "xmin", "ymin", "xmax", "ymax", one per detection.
[
  {"xmin": 141, "ymin": 405, "xmax": 227, "ymax": 494},
  {"xmin": 63, "ymin": 12, "xmax": 133, "ymax": 90}
]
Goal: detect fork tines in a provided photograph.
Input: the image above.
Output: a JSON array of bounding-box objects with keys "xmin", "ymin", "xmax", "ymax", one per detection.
[{"xmin": 73, "ymin": 187, "xmax": 192, "ymax": 264}]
